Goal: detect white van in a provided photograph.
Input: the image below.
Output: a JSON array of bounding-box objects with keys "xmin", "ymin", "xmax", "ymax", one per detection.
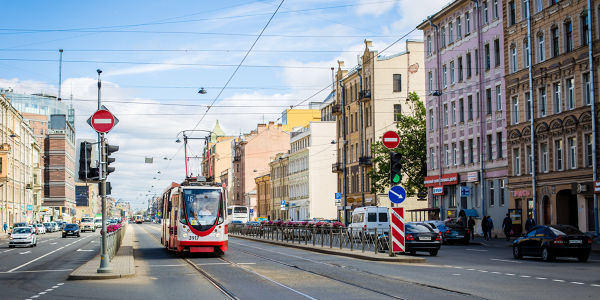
[{"xmin": 349, "ymin": 206, "xmax": 389, "ymax": 237}]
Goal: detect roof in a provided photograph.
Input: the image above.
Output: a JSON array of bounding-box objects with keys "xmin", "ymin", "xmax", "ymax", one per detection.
[{"xmin": 416, "ymin": 0, "xmax": 462, "ymax": 30}]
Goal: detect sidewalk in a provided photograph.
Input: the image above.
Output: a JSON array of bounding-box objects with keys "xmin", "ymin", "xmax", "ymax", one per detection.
[
  {"xmin": 69, "ymin": 226, "xmax": 135, "ymax": 280},
  {"xmin": 231, "ymin": 234, "xmax": 426, "ymax": 263}
]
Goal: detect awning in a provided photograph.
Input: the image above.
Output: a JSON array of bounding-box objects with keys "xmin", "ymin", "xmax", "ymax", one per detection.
[{"xmin": 461, "ymin": 209, "xmax": 479, "ymax": 217}]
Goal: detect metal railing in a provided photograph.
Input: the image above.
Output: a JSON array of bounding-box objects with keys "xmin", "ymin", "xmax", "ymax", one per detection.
[
  {"xmin": 230, "ymin": 223, "xmax": 393, "ymax": 255},
  {"xmin": 106, "ymin": 223, "xmax": 127, "ymax": 261}
]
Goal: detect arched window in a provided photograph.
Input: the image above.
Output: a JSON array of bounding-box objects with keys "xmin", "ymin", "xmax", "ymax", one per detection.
[
  {"xmin": 564, "ymin": 19, "xmax": 573, "ymax": 52},
  {"xmin": 523, "ymin": 38, "xmax": 530, "ymax": 67},
  {"xmin": 510, "ymin": 44, "xmax": 518, "ymax": 73},
  {"xmin": 537, "ymin": 32, "xmax": 545, "ymax": 62}
]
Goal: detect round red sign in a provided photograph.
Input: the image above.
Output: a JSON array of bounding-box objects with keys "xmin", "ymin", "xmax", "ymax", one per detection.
[
  {"xmin": 90, "ymin": 109, "xmax": 116, "ymax": 133},
  {"xmin": 382, "ymin": 131, "xmax": 400, "ymax": 149}
]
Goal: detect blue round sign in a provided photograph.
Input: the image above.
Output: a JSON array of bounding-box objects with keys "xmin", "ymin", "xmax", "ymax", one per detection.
[{"xmin": 388, "ymin": 185, "xmax": 407, "ymax": 204}]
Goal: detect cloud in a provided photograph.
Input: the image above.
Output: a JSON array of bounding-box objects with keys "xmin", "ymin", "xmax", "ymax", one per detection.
[{"xmin": 355, "ymin": 0, "xmax": 399, "ymax": 16}]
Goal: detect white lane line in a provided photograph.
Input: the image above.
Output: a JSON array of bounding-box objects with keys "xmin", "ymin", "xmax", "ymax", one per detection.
[
  {"xmin": 194, "ymin": 262, "xmax": 230, "ymax": 266},
  {"xmin": 76, "ymin": 249, "xmax": 94, "ymax": 252},
  {"xmin": 45, "ymin": 289, "xmax": 53, "ymax": 292},
  {"xmin": 553, "ymin": 279, "xmax": 565, "ymax": 282},
  {"xmin": 7, "ymin": 235, "xmax": 93, "ymax": 272},
  {"xmin": 591, "ymin": 284, "xmax": 600, "ymax": 287},
  {"xmin": 477, "ymin": 270, "xmax": 488, "ymax": 273},
  {"xmin": 50, "ymin": 243, "xmax": 57, "ymax": 245},
  {"xmin": 19, "ymin": 251, "xmax": 31, "ymax": 255},
  {"xmin": 505, "ymin": 273, "xmax": 516, "ymax": 276},
  {"xmin": 466, "ymin": 268, "xmax": 475, "ymax": 271},
  {"xmin": 570, "ymin": 282, "xmax": 584, "ymax": 285},
  {"xmin": 453, "ymin": 266, "xmax": 464, "ymax": 269},
  {"xmin": 57, "ymin": 283, "xmax": 64, "ymax": 286},
  {"xmin": 3, "ymin": 249, "xmax": 15, "ymax": 253},
  {"xmin": 148, "ymin": 264, "xmax": 186, "ymax": 267},
  {"xmin": 31, "ymin": 296, "xmax": 39, "ymax": 299},
  {"xmin": 491, "ymin": 272, "xmax": 502, "ymax": 274},
  {"xmin": 520, "ymin": 275, "xmax": 531, "ymax": 278},
  {"xmin": 491, "ymin": 258, "xmax": 522, "ymax": 264},
  {"xmin": 38, "ymin": 292, "xmax": 46, "ymax": 295},
  {"xmin": 536, "ymin": 277, "xmax": 547, "ymax": 280},
  {"xmin": 0, "ymin": 269, "xmax": 73, "ymax": 274},
  {"xmin": 52, "ymin": 286, "xmax": 59, "ymax": 288},
  {"xmin": 466, "ymin": 249, "xmax": 488, "ymax": 252},
  {"xmin": 451, "ymin": 274, "xmax": 461, "ymax": 276}
]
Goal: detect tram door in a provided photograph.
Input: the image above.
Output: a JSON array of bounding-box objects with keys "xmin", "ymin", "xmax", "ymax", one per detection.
[{"xmin": 169, "ymin": 193, "xmax": 179, "ymax": 249}]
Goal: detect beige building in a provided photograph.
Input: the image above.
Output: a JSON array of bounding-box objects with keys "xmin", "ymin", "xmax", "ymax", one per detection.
[
  {"xmin": 269, "ymin": 153, "xmax": 289, "ymax": 220},
  {"xmin": 0, "ymin": 94, "xmax": 42, "ymax": 227},
  {"xmin": 333, "ymin": 40, "xmax": 426, "ymax": 222},
  {"xmin": 202, "ymin": 120, "xmax": 235, "ymax": 182},
  {"xmin": 254, "ymin": 173, "xmax": 271, "ymax": 220}
]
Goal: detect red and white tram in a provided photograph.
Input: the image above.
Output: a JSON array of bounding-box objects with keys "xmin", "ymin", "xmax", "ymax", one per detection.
[{"xmin": 161, "ymin": 178, "xmax": 228, "ymax": 254}]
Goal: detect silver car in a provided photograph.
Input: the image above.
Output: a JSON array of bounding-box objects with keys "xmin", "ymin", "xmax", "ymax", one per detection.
[{"xmin": 9, "ymin": 227, "xmax": 37, "ymax": 248}]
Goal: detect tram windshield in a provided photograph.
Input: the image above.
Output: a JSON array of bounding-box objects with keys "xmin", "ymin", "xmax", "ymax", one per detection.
[{"xmin": 183, "ymin": 188, "xmax": 223, "ymax": 231}]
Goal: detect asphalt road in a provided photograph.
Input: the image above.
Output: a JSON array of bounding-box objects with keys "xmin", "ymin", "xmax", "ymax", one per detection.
[{"xmin": 1, "ymin": 224, "xmax": 598, "ymax": 300}]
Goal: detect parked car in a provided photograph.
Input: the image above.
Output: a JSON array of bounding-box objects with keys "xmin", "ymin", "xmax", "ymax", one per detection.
[
  {"xmin": 35, "ymin": 224, "xmax": 46, "ymax": 234},
  {"xmin": 80, "ymin": 217, "xmax": 96, "ymax": 232},
  {"xmin": 422, "ymin": 220, "xmax": 446, "ymax": 234},
  {"xmin": 57, "ymin": 221, "xmax": 66, "ymax": 230},
  {"xmin": 349, "ymin": 206, "xmax": 389, "ymax": 238},
  {"xmin": 513, "ymin": 224, "xmax": 592, "ymax": 262},
  {"xmin": 94, "ymin": 218, "xmax": 103, "ymax": 229},
  {"xmin": 43, "ymin": 222, "xmax": 54, "ymax": 232},
  {"xmin": 13, "ymin": 222, "xmax": 28, "ymax": 229},
  {"xmin": 443, "ymin": 224, "xmax": 470, "ymax": 245},
  {"xmin": 9, "ymin": 227, "xmax": 37, "ymax": 248},
  {"xmin": 62, "ymin": 223, "xmax": 80, "ymax": 238},
  {"xmin": 405, "ymin": 222, "xmax": 442, "ymax": 256},
  {"xmin": 50, "ymin": 222, "xmax": 59, "ymax": 232}
]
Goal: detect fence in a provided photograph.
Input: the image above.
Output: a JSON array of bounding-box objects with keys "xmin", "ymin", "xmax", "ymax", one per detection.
[
  {"xmin": 230, "ymin": 223, "xmax": 394, "ymax": 256},
  {"xmin": 105, "ymin": 223, "xmax": 127, "ymax": 261}
]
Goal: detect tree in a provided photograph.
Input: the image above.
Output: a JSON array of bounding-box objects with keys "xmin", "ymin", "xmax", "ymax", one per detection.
[{"xmin": 369, "ymin": 92, "xmax": 427, "ymax": 196}]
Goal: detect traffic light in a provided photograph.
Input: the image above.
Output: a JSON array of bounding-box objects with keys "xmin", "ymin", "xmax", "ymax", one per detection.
[
  {"xmin": 389, "ymin": 152, "xmax": 402, "ymax": 185},
  {"xmin": 100, "ymin": 182, "xmax": 112, "ymax": 195},
  {"xmin": 78, "ymin": 141, "xmax": 99, "ymax": 181},
  {"xmin": 103, "ymin": 142, "xmax": 119, "ymax": 176}
]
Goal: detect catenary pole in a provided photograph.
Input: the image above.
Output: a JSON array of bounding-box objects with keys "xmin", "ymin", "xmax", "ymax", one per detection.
[{"xmin": 96, "ymin": 69, "xmax": 111, "ymax": 273}]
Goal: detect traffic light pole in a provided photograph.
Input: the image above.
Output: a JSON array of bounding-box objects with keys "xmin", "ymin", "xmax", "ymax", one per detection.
[{"xmin": 96, "ymin": 69, "xmax": 111, "ymax": 273}]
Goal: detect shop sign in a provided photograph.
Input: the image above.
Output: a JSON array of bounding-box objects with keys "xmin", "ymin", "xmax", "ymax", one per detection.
[
  {"xmin": 432, "ymin": 186, "xmax": 444, "ymax": 195},
  {"xmin": 26, "ymin": 205, "xmax": 33, "ymax": 211},
  {"xmin": 594, "ymin": 181, "xmax": 600, "ymax": 194},
  {"xmin": 424, "ymin": 173, "xmax": 459, "ymax": 187},
  {"xmin": 466, "ymin": 172, "xmax": 479, "ymax": 182},
  {"xmin": 460, "ymin": 186, "xmax": 470, "ymax": 197},
  {"xmin": 513, "ymin": 190, "xmax": 531, "ymax": 197}
]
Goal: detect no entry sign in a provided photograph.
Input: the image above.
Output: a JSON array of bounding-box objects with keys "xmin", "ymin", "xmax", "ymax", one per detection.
[
  {"xmin": 87, "ymin": 109, "xmax": 118, "ymax": 133},
  {"xmin": 382, "ymin": 131, "xmax": 400, "ymax": 149},
  {"xmin": 390, "ymin": 207, "xmax": 405, "ymax": 253}
]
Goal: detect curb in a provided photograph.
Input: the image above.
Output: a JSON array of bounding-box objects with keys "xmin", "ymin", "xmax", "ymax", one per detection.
[{"xmin": 231, "ymin": 235, "xmax": 426, "ymax": 263}]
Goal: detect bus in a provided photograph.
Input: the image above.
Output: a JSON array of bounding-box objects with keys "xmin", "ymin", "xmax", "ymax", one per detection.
[
  {"xmin": 161, "ymin": 178, "xmax": 228, "ymax": 254},
  {"xmin": 227, "ymin": 205, "xmax": 249, "ymax": 223},
  {"xmin": 134, "ymin": 215, "xmax": 143, "ymax": 224}
]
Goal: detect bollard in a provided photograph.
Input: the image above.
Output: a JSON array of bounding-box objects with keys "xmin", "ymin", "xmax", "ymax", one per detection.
[
  {"xmin": 339, "ymin": 228, "xmax": 343, "ymax": 250},
  {"xmin": 329, "ymin": 227, "xmax": 333, "ymax": 248},
  {"xmin": 361, "ymin": 227, "xmax": 365, "ymax": 253},
  {"xmin": 321, "ymin": 227, "xmax": 324, "ymax": 248},
  {"xmin": 388, "ymin": 224, "xmax": 394, "ymax": 257},
  {"xmin": 312, "ymin": 227, "xmax": 316, "ymax": 247},
  {"xmin": 349, "ymin": 228, "xmax": 353, "ymax": 251},
  {"xmin": 374, "ymin": 227, "xmax": 378, "ymax": 254}
]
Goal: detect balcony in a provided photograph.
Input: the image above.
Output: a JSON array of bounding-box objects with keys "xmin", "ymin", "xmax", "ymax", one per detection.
[
  {"xmin": 331, "ymin": 162, "xmax": 343, "ymax": 173},
  {"xmin": 359, "ymin": 156, "xmax": 372, "ymax": 166},
  {"xmin": 359, "ymin": 90, "xmax": 371, "ymax": 101},
  {"xmin": 331, "ymin": 104, "xmax": 342, "ymax": 115}
]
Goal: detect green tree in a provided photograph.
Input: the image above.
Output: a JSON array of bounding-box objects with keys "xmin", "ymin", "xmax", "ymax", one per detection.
[{"xmin": 369, "ymin": 92, "xmax": 427, "ymax": 196}]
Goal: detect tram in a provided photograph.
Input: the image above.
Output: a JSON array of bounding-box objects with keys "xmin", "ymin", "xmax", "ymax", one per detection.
[{"xmin": 160, "ymin": 177, "xmax": 228, "ymax": 254}]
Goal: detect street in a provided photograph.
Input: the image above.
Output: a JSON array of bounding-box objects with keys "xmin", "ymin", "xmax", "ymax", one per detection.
[{"xmin": 1, "ymin": 224, "xmax": 598, "ymax": 300}]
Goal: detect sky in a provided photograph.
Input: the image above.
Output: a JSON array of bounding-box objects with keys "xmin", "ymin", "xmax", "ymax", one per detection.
[{"xmin": 0, "ymin": 0, "xmax": 451, "ymax": 212}]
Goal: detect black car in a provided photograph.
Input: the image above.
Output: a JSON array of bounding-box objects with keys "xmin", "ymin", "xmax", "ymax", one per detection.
[
  {"xmin": 405, "ymin": 223, "xmax": 442, "ymax": 256},
  {"xmin": 443, "ymin": 224, "xmax": 470, "ymax": 245},
  {"xmin": 62, "ymin": 223, "xmax": 80, "ymax": 238},
  {"xmin": 513, "ymin": 224, "xmax": 592, "ymax": 262}
]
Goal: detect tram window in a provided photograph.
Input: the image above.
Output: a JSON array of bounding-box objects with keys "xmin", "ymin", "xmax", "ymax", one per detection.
[
  {"xmin": 179, "ymin": 209, "xmax": 187, "ymax": 225},
  {"xmin": 227, "ymin": 208, "xmax": 232, "ymax": 215}
]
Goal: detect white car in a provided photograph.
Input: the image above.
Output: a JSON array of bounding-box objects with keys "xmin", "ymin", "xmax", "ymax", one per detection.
[
  {"xmin": 9, "ymin": 227, "xmax": 37, "ymax": 248},
  {"xmin": 50, "ymin": 222, "xmax": 59, "ymax": 232},
  {"xmin": 94, "ymin": 218, "xmax": 102, "ymax": 229},
  {"xmin": 34, "ymin": 224, "xmax": 46, "ymax": 234},
  {"xmin": 349, "ymin": 206, "xmax": 390, "ymax": 237}
]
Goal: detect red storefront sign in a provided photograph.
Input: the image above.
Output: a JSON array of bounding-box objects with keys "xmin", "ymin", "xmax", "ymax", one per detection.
[
  {"xmin": 424, "ymin": 173, "xmax": 459, "ymax": 187},
  {"xmin": 594, "ymin": 181, "xmax": 600, "ymax": 194}
]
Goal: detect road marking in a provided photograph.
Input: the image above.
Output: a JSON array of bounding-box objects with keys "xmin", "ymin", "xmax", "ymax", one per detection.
[
  {"xmin": 453, "ymin": 266, "xmax": 464, "ymax": 269},
  {"xmin": 237, "ymin": 263, "xmax": 256, "ymax": 265},
  {"xmin": 194, "ymin": 262, "xmax": 230, "ymax": 266},
  {"xmin": 591, "ymin": 284, "xmax": 600, "ymax": 287},
  {"xmin": 466, "ymin": 268, "xmax": 475, "ymax": 271},
  {"xmin": 3, "ymin": 249, "xmax": 15, "ymax": 253},
  {"xmin": 477, "ymin": 270, "xmax": 488, "ymax": 273},
  {"xmin": 45, "ymin": 289, "xmax": 53, "ymax": 292},
  {"xmin": 491, "ymin": 272, "xmax": 502, "ymax": 274},
  {"xmin": 505, "ymin": 273, "xmax": 516, "ymax": 276},
  {"xmin": 491, "ymin": 258, "xmax": 522, "ymax": 264},
  {"xmin": 0, "ymin": 269, "xmax": 73, "ymax": 274},
  {"xmin": 536, "ymin": 277, "xmax": 547, "ymax": 280},
  {"xmin": 553, "ymin": 279, "xmax": 565, "ymax": 282},
  {"xmin": 148, "ymin": 264, "xmax": 186, "ymax": 267},
  {"xmin": 7, "ymin": 235, "xmax": 92, "ymax": 272},
  {"xmin": 57, "ymin": 283, "xmax": 64, "ymax": 286},
  {"xmin": 19, "ymin": 251, "xmax": 31, "ymax": 255},
  {"xmin": 466, "ymin": 249, "xmax": 488, "ymax": 252},
  {"xmin": 52, "ymin": 286, "xmax": 59, "ymax": 288},
  {"xmin": 76, "ymin": 249, "xmax": 94, "ymax": 252},
  {"xmin": 451, "ymin": 273, "xmax": 461, "ymax": 276},
  {"xmin": 570, "ymin": 282, "xmax": 584, "ymax": 285},
  {"xmin": 38, "ymin": 292, "xmax": 46, "ymax": 295},
  {"xmin": 520, "ymin": 275, "xmax": 531, "ymax": 278},
  {"xmin": 50, "ymin": 243, "xmax": 57, "ymax": 245},
  {"xmin": 31, "ymin": 296, "xmax": 39, "ymax": 299}
]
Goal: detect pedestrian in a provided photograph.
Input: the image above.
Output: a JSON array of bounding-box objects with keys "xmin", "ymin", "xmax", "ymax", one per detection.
[
  {"xmin": 525, "ymin": 214, "xmax": 536, "ymax": 232},
  {"xmin": 487, "ymin": 216, "xmax": 494, "ymax": 240},
  {"xmin": 2, "ymin": 223, "xmax": 6, "ymax": 233},
  {"xmin": 502, "ymin": 213, "xmax": 513, "ymax": 241},
  {"xmin": 481, "ymin": 216, "xmax": 489, "ymax": 240},
  {"xmin": 468, "ymin": 217, "xmax": 475, "ymax": 240}
]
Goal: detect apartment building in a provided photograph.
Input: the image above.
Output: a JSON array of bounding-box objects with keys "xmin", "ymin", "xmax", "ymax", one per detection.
[
  {"xmin": 418, "ymin": 0, "xmax": 508, "ymax": 229},
  {"xmin": 202, "ymin": 120, "xmax": 234, "ymax": 182},
  {"xmin": 254, "ymin": 173, "xmax": 271, "ymax": 220},
  {"xmin": 503, "ymin": 0, "xmax": 599, "ymax": 233},
  {"xmin": 269, "ymin": 153, "xmax": 289, "ymax": 220}
]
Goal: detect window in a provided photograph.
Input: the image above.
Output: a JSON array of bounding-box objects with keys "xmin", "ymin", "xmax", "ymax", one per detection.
[
  {"xmin": 430, "ymin": 147, "xmax": 435, "ymax": 169},
  {"xmin": 512, "ymin": 96, "xmax": 520, "ymax": 124},
  {"xmin": 567, "ymin": 78, "xmax": 574, "ymax": 109},
  {"xmin": 585, "ymin": 133, "xmax": 593, "ymax": 167},
  {"xmin": 458, "ymin": 57, "xmax": 463, "ymax": 82},
  {"xmin": 583, "ymin": 72, "xmax": 591, "ymax": 105},
  {"xmin": 466, "ymin": 52, "xmax": 472, "ymax": 78},
  {"xmin": 443, "ymin": 65, "xmax": 448, "ymax": 87},
  {"xmin": 493, "ymin": 0, "xmax": 499, "ymax": 19},
  {"xmin": 538, "ymin": 34, "xmax": 545, "ymax": 62},
  {"xmin": 428, "ymin": 71, "xmax": 433, "ymax": 91},
  {"xmin": 541, "ymin": 143, "xmax": 548, "ymax": 172},
  {"xmin": 514, "ymin": 148, "xmax": 521, "ymax": 176},
  {"xmin": 460, "ymin": 140, "xmax": 465, "ymax": 165},
  {"xmin": 393, "ymin": 74, "xmax": 401, "ymax": 92},
  {"xmin": 452, "ymin": 142, "xmax": 457, "ymax": 165},
  {"xmin": 445, "ymin": 144, "xmax": 450, "ymax": 166},
  {"xmin": 555, "ymin": 139, "xmax": 563, "ymax": 171},
  {"xmin": 509, "ymin": 1, "xmax": 516, "ymax": 25},
  {"xmin": 489, "ymin": 180, "xmax": 495, "ymax": 206},
  {"xmin": 494, "ymin": 39, "xmax": 501, "ymax": 67},
  {"xmin": 444, "ymin": 104, "xmax": 449, "ymax": 126},
  {"xmin": 549, "ymin": 0, "xmax": 558, "ymax": 5},
  {"xmin": 526, "ymin": 145, "xmax": 532, "ymax": 174},
  {"xmin": 487, "ymin": 134, "xmax": 493, "ymax": 161},
  {"xmin": 427, "ymin": 35, "xmax": 432, "ymax": 56},
  {"xmin": 551, "ymin": 26, "xmax": 559, "ymax": 57},
  {"xmin": 457, "ymin": 17, "xmax": 462, "ymax": 39},
  {"xmin": 521, "ymin": 0, "xmax": 529, "ymax": 19},
  {"xmin": 429, "ymin": 109, "xmax": 434, "ymax": 131},
  {"xmin": 475, "ymin": 49, "xmax": 479, "ymax": 75},
  {"xmin": 449, "ymin": 22, "xmax": 454, "ymax": 43},
  {"xmin": 496, "ymin": 85, "xmax": 502, "ymax": 110},
  {"xmin": 523, "ymin": 39, "xmax": 530, "ymax": 67},
  {"xmin": 565, "ymin": 21, "xmax": 573, "ymax": 52},
  {"xmin": 468, "ymin": 95, "xmax": 473, "ymax": 120},
  {"xmin": 451, "ymin": 101, "xmax": 456, "ymax": 124},
  {"xmin": 468, "ymin": 139, "xmax": 474, "ymax": 163},
  {"xmin": 441, "ymin": 26, "xmax": 446, "ymax": 47},
  {"xmin": 449, "ymin": 192, "xmax": 456, "ymax": 208},
  {"xmin": 486, "ymin": 88, "xmax": 492, "ymax": 115},
  {"xmin": 466, "ymin": 12, "xmax": 471, "ymax": 34},
  {"xmin": 568, "ymin": 137, "xmax": 577, "ymax": 169},
  {"xmin": 581, "ymin": 14, "xmax": 589, "ymax": 46},
  {"xmin": 535, "ymin": 0, "xmax": 543, "ymax": 13},
  {"xmin": 394, "ymin": 104, "xmax": 402, "ymax": 121},
  {"xmin": 459, "ymin": 98, "xmax": 465, "ymax": 122},
  {"xmin": 553, "ymin": 82, "xmax": 561, "ymax": 114},
  {"xmin": 483, "ymin": 1, "xmax": 489, "ymax": 24},
  {"xmin": 485, "ymin": 44, "xmax": 491, "ymax": 70},
  {"xmin": 510, "ymin": 46, "xmax": 517, "ymax": 73},
  {"xmin": 450, "ymin": 61, "xmax": 455, "ymax": 84},
  {"xmin": 500, "ymin": 179, "xmax": 505, "ymax": 206},
  {"xmin": 497, "ymin": 132, "xmax": 503, "ymax": 159},
  {"xmin": 539, "ymin": 87, "xmax": 547, "ymax": 117},
  {"xmin": 525, "ymin": 92, "xmax": 532, "ymax": 121}
]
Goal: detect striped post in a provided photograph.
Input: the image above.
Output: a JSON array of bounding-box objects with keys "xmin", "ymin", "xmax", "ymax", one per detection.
[{"xmin": 391, "ymin": 207, "xmax": 405, "ymax": 253}]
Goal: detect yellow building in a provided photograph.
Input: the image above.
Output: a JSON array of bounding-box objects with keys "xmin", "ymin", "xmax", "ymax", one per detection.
[{"xmin": 280, "ymin": 106, "xmax": 321, "ymax": 132}]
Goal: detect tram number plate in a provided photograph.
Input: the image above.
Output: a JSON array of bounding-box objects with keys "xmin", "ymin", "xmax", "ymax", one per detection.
[{"xmin": 188, "ymin": 235, "xmax": 200, "ymax": 241}]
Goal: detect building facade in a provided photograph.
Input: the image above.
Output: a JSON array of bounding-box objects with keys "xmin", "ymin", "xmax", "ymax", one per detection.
[
  {"xmin": 254, "ymin": 173, "xmax": 271, "ymax": 220},
  {"xmin": 280, "ymin": 105, "xmax": 321, "ymax": 132},
  {"xmin": 202, "ymin": 120, "xmax": 234, "ymax": 182},
  {"xmin": 419, "ymin": 0, "xmax": 508, "ymax": 232},
  {"xmin": 269, "ymin": 153, "xmax": 289, "ymax": 220},
  {"xmin": 504, "ymin": 0, "xmax": 599, "ymax": 233},
  {"xmin": 44, "ymin": 115, "xmax": 76, "ymax": 217}
]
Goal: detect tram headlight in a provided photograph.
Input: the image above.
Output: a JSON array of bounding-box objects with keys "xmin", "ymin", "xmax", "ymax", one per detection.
[
  {"xmin": 215, "ymin": 233, "xmax": 221, "ymax": 238},
  {"xmin": 182, "ymin": 233, "xmax": 188, "ymax": 237}
]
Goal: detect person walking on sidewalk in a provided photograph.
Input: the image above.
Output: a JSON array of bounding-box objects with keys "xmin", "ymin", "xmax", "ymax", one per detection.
[
  {"xmin": 525, "ymin": 214, "xmax": 536, "ymax": 232},
  {"xmin": 468, "ymin": 217, "xmax": 475, "ymax": 240},
  {"xmin": 3, "ymin": 223, "xmax": 6, "ymax": 233},
  {"xmin": 487, "ymin": 216, "xmax": 494, "ymax": 240},
  {"xmin": 481, "ymin": 216, "xmax": 489, "ymax": 240},
  {"xmin": 502, "ymin": 213, "xmax": 512, "ymax": 241}
]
